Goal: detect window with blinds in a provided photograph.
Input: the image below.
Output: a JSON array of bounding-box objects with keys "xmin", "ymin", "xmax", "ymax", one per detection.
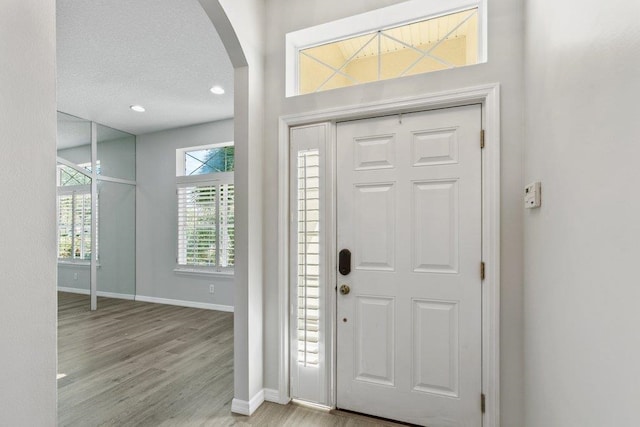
[
  {"xmin": 177, "ymin": 183, "xmax": 217, "ymax": 266},
  {"xmin": 219, "ymin": 184, "xmax": 235, "ymax": 267},
  {"xmin": 57, "ymin": 189, "xmax": 92, "ymax": 261},
  {"xmin": 296, "ymin": 149, "xmax": 321, "ymax": 366},
  {"xmin": 290, "ymin": 124, "xmax": 329, "ymax": 405},
  {"xmin": 176, "ymin": 143, "xmax": 234, "ymax": 272}
]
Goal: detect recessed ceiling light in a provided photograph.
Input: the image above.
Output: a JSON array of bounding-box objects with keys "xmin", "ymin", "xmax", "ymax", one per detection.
[
  {"xmin": 130, "ymin": 105, "xmax": 146, "ymax": 112},
  {"xmin": 210, "ymin": 86, "xmax": 225, "ymax": 95}
]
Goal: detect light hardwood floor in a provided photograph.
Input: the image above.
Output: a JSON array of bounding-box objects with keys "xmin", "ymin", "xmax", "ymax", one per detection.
[{"xmin": 58, "ymin": 292, "xmax": 407, "ymax": 426}]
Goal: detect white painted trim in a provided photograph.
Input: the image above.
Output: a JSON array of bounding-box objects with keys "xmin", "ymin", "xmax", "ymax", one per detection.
[
  {"xmin": 327, "ymin": 122, "xmax": 338, "ymax": 407},
  {"xmin": 175, "ymin": 141, "xmax": 234, "ymax": 177},
  {"xmin": 173, "ymin": 267, "xmax": 234, "ymax": 278},
  {"xmin": 98, "ymin": 291, "xmax": 135, "ymax": 300},
  {"xmin": 176, "ymin": 172, "xmax": 233, "ymax": 185},
  {"xmin": 231, "ymin": 389, "xmax": 265, "ymax": 416},
  {"xmin": 57, "ymin": 287, "xmax": 135, "ymax": 301},
  {"xmin": 482, "ymin": 84, "xmax": 501, "ymax": 427},
  {"xmin": 57, "ymin": 260, "xmax": 91, "ymax": 267},
  {"xmin": 90, "ymin": 121, "xmax": 98, "ymax": 311},
  {"xmin": 57, "ymin": 185, "xmax": 91, "ymax": 196},
  {"xmin": 134, "ymin": 295, "xmax": 234, "ymax": 312},
  {"xmin": 288, "ymin": 123, "xmax": 331, "ymax": 406},
  {"xmin": 96, "ymin": 175, "xmax": 136, "ymax": 186},
  {"xmin": 58, "ymin": 288, "xmax": 232, "ymax": 311},
  {"xmin": 58, "ymin": 287, "xmax": 90, "ymax": 295},
  {"xmin": 277, "ymin": 83, "xmax": 501, "ymax": 426},
  {"xmin": 264, "ymin": 388, "xmax": 291, "ymax": 405},
  {"xmin": 277, "ymin": 117, "xmax": 291, "ymax": 406}
]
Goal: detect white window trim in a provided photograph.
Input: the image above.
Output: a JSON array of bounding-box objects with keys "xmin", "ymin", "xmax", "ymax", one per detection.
[
  {"xmin": 57, "ymin": 184, "xmax": 92, "ymax": 262},
  {"xmin": 289, "ymin": 124, "xmax": 331, "ymax": 406},
  {"xmin": 176, "ymin": 141, "xmax": 234, "ymax": 177},
  {"xmin": 176, "ymin": 144, "xmax": 235, "ymax": 273},
  {"xmin": 173, "ymin": 267, "xmax": 234, "ymax": 278},
  {"xmin": 57, "ymin": 260, "xmax": 91, "ymax": 267},
  {"xmin": 285, "ymin": 0, "xmax": 487, "ymax": 97}
]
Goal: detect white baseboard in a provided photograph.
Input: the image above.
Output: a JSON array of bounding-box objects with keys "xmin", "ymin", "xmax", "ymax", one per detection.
[
  {"xmin": 58, "ymin": 288, "xmax": 230, "ymax": 310},
  {"xmin": 231, "ymin": 389, "xmax": 265, "ymax": 416},
  {"xmin": 134, "ymin": 295, "xmax": 234, "ymax": 312},
  {"xmin": 98, "ymin": 291, "xmax": 135, "ymax": 300},
  {"xmin": 58, "ymin": 287, "xmax": 135, "ymax": 300},
  {"xmin": 58, "ymin": 286, "xmax": 90, "ymax": 295},
  {"xmin": 263, "ymin": 388, "xmax": 291, "ymax": 405}
]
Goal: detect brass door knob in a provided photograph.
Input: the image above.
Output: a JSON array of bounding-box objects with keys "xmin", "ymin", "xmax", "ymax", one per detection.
[{"xmin": 339, "ymin": 284, "xmax": 351, "ymax": 295}]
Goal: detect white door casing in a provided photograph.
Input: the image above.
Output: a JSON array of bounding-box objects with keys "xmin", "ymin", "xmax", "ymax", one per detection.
[{"xmin": 336, "ymin": 105, "xmax": 483, "ymax": 426}]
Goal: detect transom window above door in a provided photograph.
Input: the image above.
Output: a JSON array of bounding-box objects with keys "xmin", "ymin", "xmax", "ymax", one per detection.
[{"xmin": 286, "ymin": 0, "xmax": 486, "ymax": 97}]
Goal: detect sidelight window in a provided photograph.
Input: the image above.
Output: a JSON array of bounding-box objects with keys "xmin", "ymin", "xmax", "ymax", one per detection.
[{"xmin": 290, "ymin": 124, "xmax": 330, "ymax": 405}]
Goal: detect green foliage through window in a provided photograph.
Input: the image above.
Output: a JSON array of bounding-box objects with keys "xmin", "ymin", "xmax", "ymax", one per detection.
[{"xmin": 185, "ymin": 146, "xmax": 234, "ymax": 176}]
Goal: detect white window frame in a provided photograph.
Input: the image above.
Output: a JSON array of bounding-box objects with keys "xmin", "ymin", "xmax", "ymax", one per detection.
[
  {"xmin": 289, "ymin": 124, "xmax": 332, "ymax": 406},
  {"xmin": 175, "ymin": 142, "xmax": 235, "ymax": 276},
  {"xmin": 56, "ymin": 184, "xmax": 92, "ymax": 264},
  {"xmin": 57, "ymin": 161, "xmax": 97, "ymax": 186},
  {"xmin": 285, "ymin": 0, "xmax": 487, "ymax": 97}
]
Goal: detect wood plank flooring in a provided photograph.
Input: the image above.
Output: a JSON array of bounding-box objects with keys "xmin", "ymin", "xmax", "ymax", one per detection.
[{"xmin": 58, "ymin": 292, "xmax": 406, "ymax": 427}]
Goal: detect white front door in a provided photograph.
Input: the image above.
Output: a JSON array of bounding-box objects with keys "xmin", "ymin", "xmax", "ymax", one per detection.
[{"xmin": 336, "ymin": 105, "xmax": 483, "ymax": 426}]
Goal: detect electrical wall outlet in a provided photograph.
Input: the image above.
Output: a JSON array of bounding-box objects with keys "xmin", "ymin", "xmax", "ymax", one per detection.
[
  {"xmin": 209, "ymin": 284, "xmax": 215, "ymax": 294},
  {"xmin": 525, "ymin": 181, "xmax": 542, "ymax": 209},
  {"xmin": 73, "ymin": 273, "xmax": 78, "ymax": 280}
]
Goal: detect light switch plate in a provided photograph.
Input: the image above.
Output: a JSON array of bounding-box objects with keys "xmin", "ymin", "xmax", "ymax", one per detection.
[{"xmin": 525, "ymin": 182, "xmax": 541, "ymax": 209}]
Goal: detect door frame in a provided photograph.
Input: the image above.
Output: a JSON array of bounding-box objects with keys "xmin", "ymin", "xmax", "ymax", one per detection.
[{"xmin": 275, "ymin": 83, "xmax": 501, "ymax": 427}]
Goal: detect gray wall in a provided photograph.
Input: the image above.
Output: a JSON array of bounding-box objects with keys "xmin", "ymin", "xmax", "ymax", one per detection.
[
  {"xmin": 0, "ymin": 0, "xmax": 57, "ymax": 424},
  {"xmin": 57, "ymin": 143, "xmax": 90, "ymax": 165},
  {"xmin": 263, "ymin": 1, "xmax": 525, "ymax": 424},
  {"xmin": 97, "ymin": 180, "xmax": 136, "ymax": 296},
  {"xmin": 136, "ymin": 120, "xmax": 235, "ymax": 308},
  {"xmin": 97, "ymin": 136, "xmax": 137, "ymax": 296},
  {"xmin": 524, "ymin": 0, "xmax": 640, "ymax": 426}
]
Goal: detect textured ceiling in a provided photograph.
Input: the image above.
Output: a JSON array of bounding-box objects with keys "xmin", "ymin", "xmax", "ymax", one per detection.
[{"xmin": 56, "ymin": 0, "xmax": 234, "ymax": 136}]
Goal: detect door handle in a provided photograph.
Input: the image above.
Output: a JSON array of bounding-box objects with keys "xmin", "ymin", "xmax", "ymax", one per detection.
[
  {"xmin": 339, "ymin": 284, "xmax": 351, "ymax": 295},
  {"xmin": 339, "ymin": 249, "xmax": 351, "ymax": 275}
]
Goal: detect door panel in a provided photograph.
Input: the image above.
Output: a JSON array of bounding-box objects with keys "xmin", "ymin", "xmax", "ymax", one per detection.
[
  {"xmin": 336, "ymin": 105, "xmax": 482, "ymax": 427},
  {"xmin": 353, "ymin": 183, "xmax": 396, "ymax": 271},
  {"xmin": 412, "ymin": 180, "xmax": 459, "ymax": 273},
  {"xmin": 412, "ymin": 299, "xmax": 459, "ymax": 397},
  {"xmin": 355, "ymin": 296, "xmax": 395, "ymax": 386}
]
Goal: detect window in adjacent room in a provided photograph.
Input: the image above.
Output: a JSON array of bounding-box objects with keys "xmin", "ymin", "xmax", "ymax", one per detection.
[
  {"xmin": 57, "ymin": 163, "xmax": 95, "ymax": 261},
  {"xmin": 176, "ymin": 143, "xmax": 234, "ymax": 273},
  {"xmin": 286, "ymin": 0, "xmax": 486, "ymax": 96}
]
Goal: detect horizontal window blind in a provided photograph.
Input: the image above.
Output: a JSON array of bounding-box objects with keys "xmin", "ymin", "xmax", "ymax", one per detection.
[
  {"xmin": 219, "ymin": 184, "xmax": 235, "ymax": 267},
  {"xmin": 57, "ymin": 190, "xmax": 92, "ymax": 260},
  {"xmin": 58, "ymin": 194, "xmax": 73, "ymax": 258},
  {"xmin": 177, "ymin": 180, "xmax": 234, "ymax": 269},
  {"xmin": 177, "ymin": 183, "xmax": 217, "ymax": 266},
  {"xmin": 297, "ymin": 149, "xmax": 321, "ymax": 366}
]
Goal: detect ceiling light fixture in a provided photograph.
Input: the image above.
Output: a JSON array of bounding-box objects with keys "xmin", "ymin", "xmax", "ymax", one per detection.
[
  {"xmin": 210, "ymin": 86, "xmax": 225, "ymax": 95},
  {"xmin": 130, "ymin": 104, "xmax": 146, "ymax": 112}
]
